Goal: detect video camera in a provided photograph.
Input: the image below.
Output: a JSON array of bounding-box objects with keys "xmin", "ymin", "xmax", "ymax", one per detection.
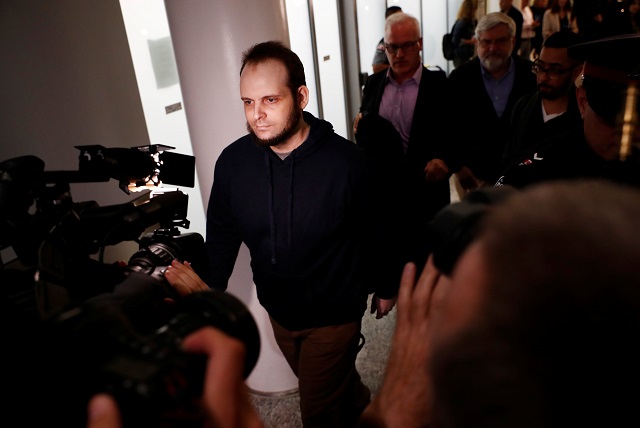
[
  {"xmin": 0, "ymin": 145, "xmax": 260, "ymax": 427},
  {"xmin": 428, "ymin": 186, "xmax": 517, "ymax": 276}
]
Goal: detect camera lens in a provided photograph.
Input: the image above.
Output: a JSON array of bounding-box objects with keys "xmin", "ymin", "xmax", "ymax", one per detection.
[{"xmin": 429, "ymin": 186, "xmax": 516, "ymax": 275}]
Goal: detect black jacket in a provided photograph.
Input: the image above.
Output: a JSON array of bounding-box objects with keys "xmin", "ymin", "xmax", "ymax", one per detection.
[
  {"xmin": 449, "ymin": 55, "xmax": 537, "ymax": 183},
  {"xmin": 496, "ymin": 125, "xmax": 640, "ymax": 188},
  {"xmin": 357, "ymin": 66, "xmax": 457, "ymax": 267},
  {"xmin": 502, "ymin": 88, "xmax": 583, "ymax": 168},
  {"xmin": 206, "ymin": 112, "xmax": 400, "ymax": 330}
]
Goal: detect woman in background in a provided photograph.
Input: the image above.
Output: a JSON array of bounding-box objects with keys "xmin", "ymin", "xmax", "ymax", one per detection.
[
  {"xmin": 542, "ymin": 0, "xmax": 576, "ymax": 41},
  {"xmin": 451, "ymin": 0, "xmax": 479, "ymax": 68},
  {"xmin": 530, "ymin": 0, "xmax": 549, "ymax": 57},
  {"xmin": 519, "ymin": 0, "xmax": 541, "ymax": 59}
]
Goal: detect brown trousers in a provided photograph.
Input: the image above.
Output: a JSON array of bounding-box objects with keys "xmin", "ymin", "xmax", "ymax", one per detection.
[{"xmin": 270, "ymin": 317, "xmax": 371, "ymax": 428}]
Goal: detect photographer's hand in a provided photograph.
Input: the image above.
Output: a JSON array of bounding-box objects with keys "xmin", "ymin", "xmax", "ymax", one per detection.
[
  {"xmin": 358, "ymin": 256, "xmax": 449, "ymax": 428},
  {"xmin": 182, "ymin": 327, "xmax": 264, "ymax": 428},
  {"xmin": 87, "ymin": 394, "xmax": 121, "ymax": 428},
  {"xmin": 370, "ymin": 295, "xmax": 397, "ymax": 319},
  {"xmin": 87, "ymin": 327, "xmax": 263, "ymax": 428},
  {"xmin": 164, "ymin": 260, "xmax": 210, "ymax": 296}
]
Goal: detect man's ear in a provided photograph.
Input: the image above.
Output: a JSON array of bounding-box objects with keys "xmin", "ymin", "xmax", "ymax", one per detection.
[
  {"xmin": 571, "ymin": 63, "xmax": 584, "ymax": 85},
  {"xmin": 576, "ymin": 85, "xmax": 588, "ymax": 118},
  {"xmin": 298, "ymin": 85, "xmax": 309, "ymax": 110}
]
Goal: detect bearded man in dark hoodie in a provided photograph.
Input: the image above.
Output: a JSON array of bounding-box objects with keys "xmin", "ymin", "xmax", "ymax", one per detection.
[{"xmin": 163, "ymin": 40, "xmax": 400, "ymax": 428}]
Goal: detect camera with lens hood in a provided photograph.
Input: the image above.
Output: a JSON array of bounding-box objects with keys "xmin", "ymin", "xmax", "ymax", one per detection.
[
  {"xmin": 428, "ymin": 185, "xmax": 517, "ymax": 276},
  {"xmin": 0, "ymin": 145, "xmax": 261, "ymax": 427}
]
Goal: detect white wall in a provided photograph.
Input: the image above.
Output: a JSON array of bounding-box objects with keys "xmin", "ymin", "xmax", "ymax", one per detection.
[
  {"xmin": 285, "ymin": 0, "xmax": 320, "ymax": 117},
  {"xmin": 0, "ymin": 0, "xmax": 150, "ymax": 208},
  {"xmin": 311, "ymin": 0, "xmax": 349, "ymax": 138},
  {"xmin": 356, "ymin": 0, "xmax": 387, "ymax": 76}
]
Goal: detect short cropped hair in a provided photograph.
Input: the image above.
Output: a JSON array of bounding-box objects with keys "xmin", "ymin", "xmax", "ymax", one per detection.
[
  {"xmin": 384, "ymin": 12, "xmax": 421, "ymax": 40},
  {"xmin": 475, "ymin": 11, "xmax": 516, "ymax": 39},
  {"xmin": 542, "ymin": 30, "xmax": 583, "ymax": 49},
  {"xmin": 240, "ymin": 40, "xmax": 306, "ymax": 100},
  {"xmin": 385, "ymin": 6, "xmax": 402, "ymax": 18}
]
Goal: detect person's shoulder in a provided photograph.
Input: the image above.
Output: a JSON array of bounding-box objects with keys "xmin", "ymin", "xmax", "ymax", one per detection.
[
  {"xmin": 362, "ymin": 70, "xmax": 387, "ymax": 93},
  {"xmin": 506, "ymin": 5, "xmax": 523, "ymax": 22},
  {"xmin": 219, "ymin": 134, "xmax": 258, "ymax": 159},
  {"xmin": 513, "ymin": 56, "xmax": 537, "ymax": 85},
  {"xmin": 320, "ymin": 132, "xmax": 364, "ymax": 166},
  {"xmin": 307, "ymin": 113, "xmax": 356, "ymax": 149},
  {"xmin": 513, "ymin": 90, "xmax": 539, "ymax": 112},
  {"xmin": 513, "ymin": 55, "xmax": 534, "ymax": 69},
  {"xmin": 423, "ymin": 65, "xmax": 447, "ymax": 79},
  {"xmin": 448, "ymin": 58, "xmax": 479, "ymax": 80},
  {"xmin": 366, "ymin": 69, "xmax": 387, "ymax": 83}
]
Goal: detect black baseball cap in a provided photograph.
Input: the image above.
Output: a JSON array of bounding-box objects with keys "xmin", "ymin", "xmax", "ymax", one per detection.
[{"xmin": 568, "ymin": 34, "xmax": 640, "ymax": 124}]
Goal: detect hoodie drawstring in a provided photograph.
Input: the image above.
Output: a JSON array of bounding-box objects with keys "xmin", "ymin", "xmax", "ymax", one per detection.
[{"xmin": 264, "ymin": 153, "xmax": 277, "ymax": 264}]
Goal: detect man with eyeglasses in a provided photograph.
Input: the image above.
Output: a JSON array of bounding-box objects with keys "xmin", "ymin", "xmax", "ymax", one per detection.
[
  {"xmin": 496, "ymin": 33, "xmax": 640, "ymax": 188},
  {"xmin": 501, "ymin": 31, "xmax": 584, "ymax": 168},
  {"xmin": 354, "ymin": 12, "xmax": 458, "ymax": 273},
  {"xmin": 449, "ymin": 12, "xmax": 536, "ymax": 194}
]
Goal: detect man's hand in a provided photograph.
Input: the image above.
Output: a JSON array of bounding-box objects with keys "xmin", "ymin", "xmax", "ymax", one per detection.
[
  {"xmin": 424, "ymin": 158, "xmax": 449, "ymax": 182},
  {"xmin": 87, "ymin": 327, "xmax": 264, "ymax": 428},
  {"xmin": 455, "ymin": 166, "xmax": 480, "ymax": 192},
  {"xmin": 353, "ymin": 112, "xmax": 363, "ymax": 135},
  {"xmin": 370, "ymin": 295, "xmax": 397, "ymax": 319},
  {"xmin": 182, "ymin": 328, "xmax": 264, "ymax": 428},
  {"xmin": 87, "ymin": 394, "xmax": 121, "ymax": 428},
  {"xmin": 164, "ymin": 260, "xmax": 210, "ymax": 296},
  {"xmin": 359, "ymin": 256, "xmax": 449, "ymax": 428}
]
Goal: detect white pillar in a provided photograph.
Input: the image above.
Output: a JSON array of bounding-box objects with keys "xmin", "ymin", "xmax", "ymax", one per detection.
[{"xmin": 164, "ymin": 0, "xmax": 298, "ymax": 394}]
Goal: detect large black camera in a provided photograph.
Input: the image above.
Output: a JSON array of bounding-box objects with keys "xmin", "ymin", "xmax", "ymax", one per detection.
[
  {"xmin": 0, "ymin": 145, "xmax": 260, "ymax": 427},
  {"xmin": 428, "ymin": 185, "xmax": 517, "ymax": 276}
]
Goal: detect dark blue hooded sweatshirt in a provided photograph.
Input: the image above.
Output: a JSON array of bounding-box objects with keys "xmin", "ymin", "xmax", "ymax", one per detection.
[{"xmin": 205, "ymin": 112, "xmax": 399, "ymax": 330}]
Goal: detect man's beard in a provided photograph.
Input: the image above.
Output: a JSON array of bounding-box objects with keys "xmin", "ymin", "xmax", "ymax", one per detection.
[
  {"xmin": 538, "ymin": 82, "xmax": 570, "ymax": 101},
  {"xmin": 480, "ymin": 54, "xmax": 509, "ymax": 73},
  {"xmin": 247, "ymin": 106, "xmax": 302, "ymax": 148}
]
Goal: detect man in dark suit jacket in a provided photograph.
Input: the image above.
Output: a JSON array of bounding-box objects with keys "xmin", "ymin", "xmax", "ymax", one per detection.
[
  {"xmin": 449, "ymin": 12, "xmax": 537, "ymax": 191},
  {"xmin": 353, "ymin": 11, "xmax": 457, "ymax": 271}
]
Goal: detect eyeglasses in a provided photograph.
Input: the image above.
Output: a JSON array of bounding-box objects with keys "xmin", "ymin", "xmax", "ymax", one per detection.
[
  {"xmin": 531, "ymin": 61, "xmax": 574, "ymax": 79},
  {"xmin": 477, "ymin": 37, "xmax": 512, "ymax": 48},
  {"xmin": 384, "ymin": 40, "xmax": 420, "ymax": 55}
]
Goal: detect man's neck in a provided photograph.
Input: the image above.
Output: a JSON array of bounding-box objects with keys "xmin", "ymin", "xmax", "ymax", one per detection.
[
  {"xmin": 271, "ymin": 117, "xmax": 310, "ymax": 154},
  {"xmin": 390, "ymin": 64, "xmax": 420, "ymax": 85},
  {"xmin": 541, "ymin": 96, "xmax": 570, "ymax": 115}
]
